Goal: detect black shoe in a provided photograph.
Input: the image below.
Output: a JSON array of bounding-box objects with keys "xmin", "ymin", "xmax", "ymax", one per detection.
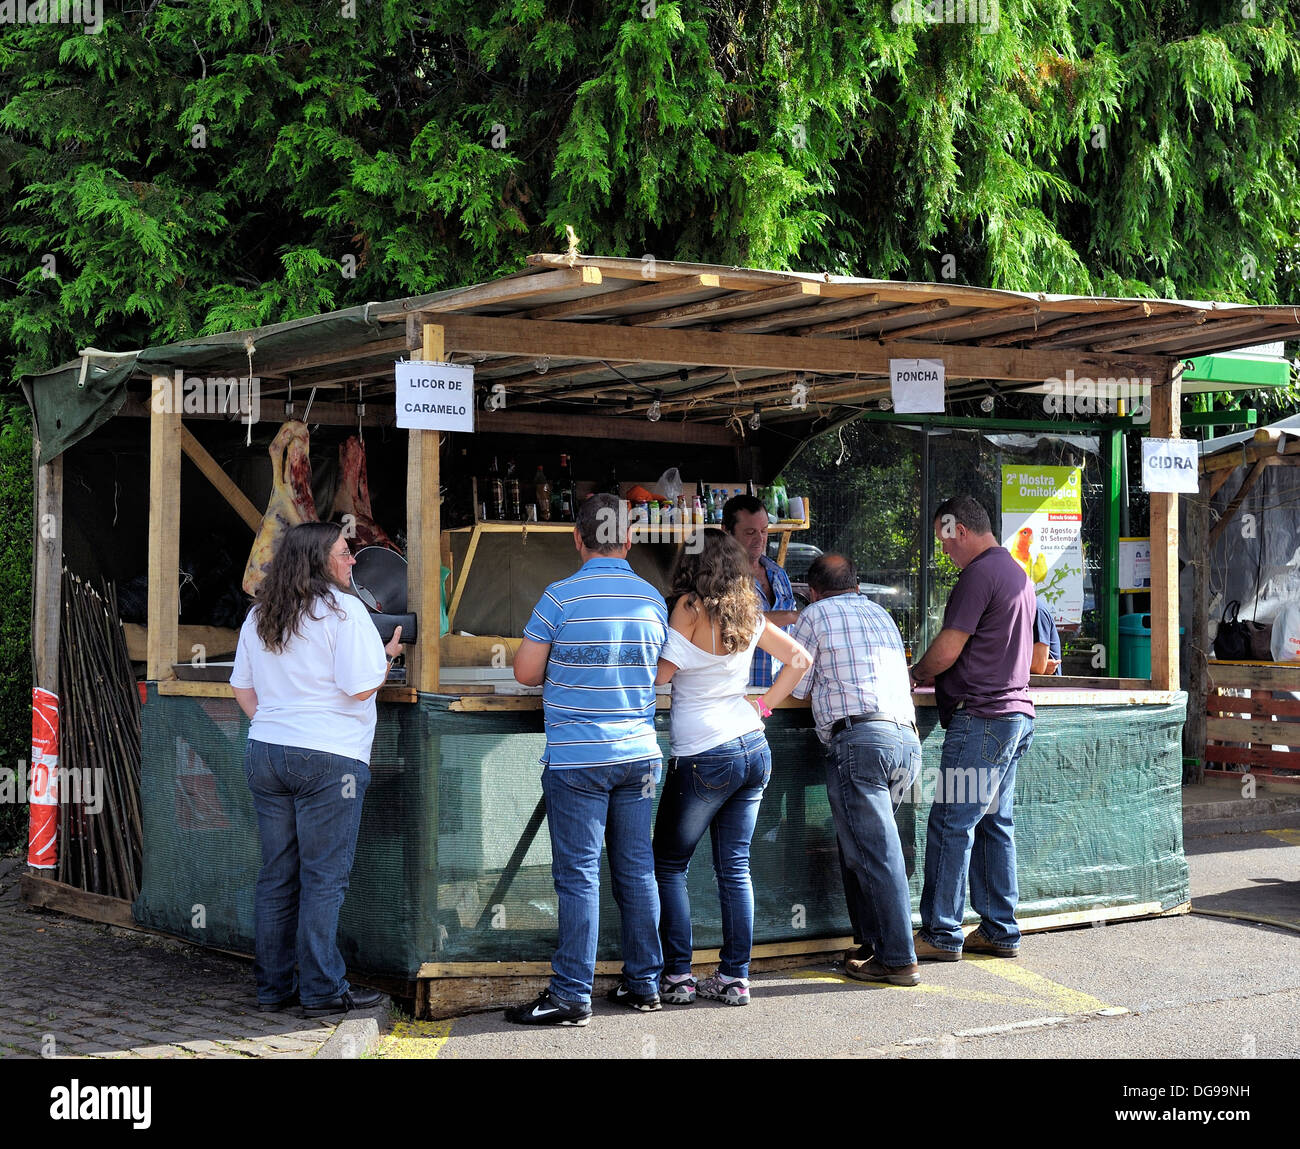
[
  {"xmin": 302, "ymin": 987, "xmax": 386, "ymax": 1017},
  {"xmin": 257, "ymin": 993, "xmax": 299, "ymax": 1013},
  {"xmin": 606, "ymin": 980, "xmax": 662, "ymax": 1012},
  {"xmin": 504, "ymin": 989, "xmax": 592, "ymax": 1026}
]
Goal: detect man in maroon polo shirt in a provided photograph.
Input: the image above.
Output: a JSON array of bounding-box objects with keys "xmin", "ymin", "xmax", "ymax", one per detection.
[{"xmin": 909, "ymin": 494, "xmax": 1035, "ymax": 961}]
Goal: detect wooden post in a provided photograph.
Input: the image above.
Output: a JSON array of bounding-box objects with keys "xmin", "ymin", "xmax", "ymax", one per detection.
[
  {"xmin": 147, "ymin": 385, "xmax": 182, "ymax": 682},
  {"xmin": 1184, "ymin": 476, "xmax": 1209, "ymax": 782},
  {"xmin": 406, "ymin": 325, "xmax": 443, "ymax": 693},
  {"xmin": 1148, "ymin": 361, "xmax": 1182, "ymax": 693},
  {"xmin": 31, "ymin": 443, "xmax": 63, "ymax": 694}
]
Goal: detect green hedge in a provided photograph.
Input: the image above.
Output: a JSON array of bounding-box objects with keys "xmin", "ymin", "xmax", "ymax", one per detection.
[{"xmin": 0, "ymin": 400, "xmax": 32, "ymax": 852}]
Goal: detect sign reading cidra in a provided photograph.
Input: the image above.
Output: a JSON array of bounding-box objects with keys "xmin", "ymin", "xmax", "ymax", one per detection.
[
  {"xmin": 889, "ymin": 358, "xmax": 945, "ymax": 414},
  {"xmin": 395, "ymin": 361, "xmax": 475, "ymax": 432},
  {"xmin": 1140, "ymin": 437, "xmax": 1198, "ymax": 493}
]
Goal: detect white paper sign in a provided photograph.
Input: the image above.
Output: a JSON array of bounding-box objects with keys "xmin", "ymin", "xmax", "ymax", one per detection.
[
  {"xmin": 890, "ymin": 358, "xmax": 945, "ymax": 414},
  {"xmin": 1119, "ymin": 537, "xmax": 1152, "ymax": 591},
  {"xmin": 395, "ymin": 361, "xmax": 475, "ymax": 431},
  {"xmin": 1141, "ymin": 438, "xmax": 1198, "ymax": 493}
]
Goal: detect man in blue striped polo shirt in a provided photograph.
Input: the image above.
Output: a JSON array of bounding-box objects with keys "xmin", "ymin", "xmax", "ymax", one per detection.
[{"xmin": 505, "ymin": 492, "xmax": 669, "ymax": 1027}]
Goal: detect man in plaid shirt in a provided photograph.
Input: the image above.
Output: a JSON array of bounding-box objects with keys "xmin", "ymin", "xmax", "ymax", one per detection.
[{"xmin": 789, "ymin": 553, "xmax": 922, "ymax": 986}]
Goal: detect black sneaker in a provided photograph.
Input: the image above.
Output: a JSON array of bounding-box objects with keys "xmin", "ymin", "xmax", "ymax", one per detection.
[
  {"xmin": 504, "ymin": 989, "xmax": 592, "ymax": 1027},
  {"xmin": 606, "ymin": 980, "xmax": 662, "ymax": 1012}
]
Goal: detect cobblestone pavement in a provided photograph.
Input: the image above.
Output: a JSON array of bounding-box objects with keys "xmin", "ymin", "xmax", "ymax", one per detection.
[{"xmin": 0, "ymin": 857, "xmax": 378, "ymax": 1059}]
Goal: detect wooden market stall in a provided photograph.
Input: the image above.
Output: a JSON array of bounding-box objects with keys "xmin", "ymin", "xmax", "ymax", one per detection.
[
  {"xmin": 1187, "ymin": 416, "xmax": 1300, "ymax": 786},
  {"xmin": 22, "ymin": 254, "xmax": 1300, "ymax": 1015}
]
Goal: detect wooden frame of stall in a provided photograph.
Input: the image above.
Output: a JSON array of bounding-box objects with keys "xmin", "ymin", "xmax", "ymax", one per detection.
[
  {"xmin": 26, "ymin": 255, "xmax": 1300, "ymax": 1014},
  {"xmin": 1186, "ymin": 427, "xmax": 1300, "ymax": 786}
]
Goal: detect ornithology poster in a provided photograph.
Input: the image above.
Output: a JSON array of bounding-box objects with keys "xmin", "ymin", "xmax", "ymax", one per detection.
[{"xmin": 1000, "ymin": 464, "xmax": 1085, "ymax": 625}]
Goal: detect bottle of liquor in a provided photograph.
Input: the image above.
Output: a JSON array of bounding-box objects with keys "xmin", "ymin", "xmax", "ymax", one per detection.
[
  {"xmin": 487, "ymin": 456, "xmax": 505, "ymax": 520},
  {"xmin": 533, "ymin": 464, "xmax": 552, "ymax": 522},
  {"xmin": 505, "ymin": 459, "xmax": 522, "ymax": 520},
  {"xmin": 557, "ymin": 453, "xmax": 575, "ymax": 520}
]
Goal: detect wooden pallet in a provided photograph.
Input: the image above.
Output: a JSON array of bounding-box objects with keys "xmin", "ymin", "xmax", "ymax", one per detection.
[{"xmin": 1205, "ymin": 662, "xmax": 1300, "ymax": 784}]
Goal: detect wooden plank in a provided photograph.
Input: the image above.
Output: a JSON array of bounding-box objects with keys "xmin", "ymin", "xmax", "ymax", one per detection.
[
  {"xmin": 475, "ymin": 409, "xmax": 739, "ymax": 445},
  {"xmin": 710, "ymin": 291, "xmax": 882, "ymax": 335},
  {"xmin": 1029, "ymin": 676, "xmax": 1156, "ymax": 690},
  {"xmin": 1204, "ymin": 745, "xmax": 1300, "ymax": 772},
  {"xmin": 1206, "ymin": 716, "xmax": 1300, "ymax": 747},
  {"xmin": 122, "ymin": 623, "xmax": 239, "ymax": 663},
  {"xmin": 979, "ymin": 304, "xmax": 1152, "ymax": 347},
  {"xmin": 31, "ymin": 446, "xmax": 62, "ymax": 693},
  {"xmin": 1207, "ymin": 692, "xmax": 1300, "ymax": 718},
  {"xmin": 1037, "ymin": 308, "xmax": 1204, "ymax": 350},
  {"xmin": 179, "ymin": 425, "xmax": 263, "ymax": 533},
  {"xmin": 21, "ymin": 872, "xmax": 136, "ymax": 928},
  {"xmin": 258, "ymin": 335, "xmax": 411, "ymax": 377},
  {"xmin": 119, "ymin": 394, "xmax": 397, "ymax": 427},
  {"xmin": 153, "ymin": 678, "xmax": 417, "ymax": 703},
  {"xmin": 147, "ymin": 390, "xmax": 182, "ymax": 682},
  {"xmin": 1208, "ymin": 663, "xmax": 1300, "ymax": 689},
  {"xmin": 1148, "ymin": 362, "xmax": 1180, "ymax": 691},
  {"xmin": 791, "ymin": 298, "xmax": 947, "ymax": 338},
  {"xmin": 881, "ymin": 302, "xmax": 1041, "ymax": 342},
  {"xmin": 625, "ymin": 281, "xmax": 822, "ymax": 328},
  {"xmin": 415, "ymin": 311, "xmax": 1169, "ymax": 384},
  {"xmin": 406, "ymin": 324, "xmax": 444, "ymax": 694},
  {"xmin": 374, "ymin": 267, "xmax": 604, "ymax": 322},
  {"xmin": 1208, "ymin": 457, "xmax": 1272, "ymax": 545},
  {"xmin": 522, "ymin": 274, "xmax": 706, "ymax": 321},
  {"xmin": 445, "ymin": 524, "xmax": 483, "ymax": 631},
  {"xmin": 1186, "ymin": 483, "xmax": 1209, "ymax": 781}
]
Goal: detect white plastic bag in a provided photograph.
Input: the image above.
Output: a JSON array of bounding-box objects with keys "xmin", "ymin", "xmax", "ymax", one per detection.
[
  {"xmin": 656, "ymin": 468, "xmax": 683, "ymax": 501},
  {"xmin": 1270, "ymin": 600, "xmax": 1300, "ymax": 661}
]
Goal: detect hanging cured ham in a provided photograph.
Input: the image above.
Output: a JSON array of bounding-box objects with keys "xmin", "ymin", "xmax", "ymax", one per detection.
[
  {"xmin": 242, "ymin": 421, "xmax": 318, "ymax": 595},
  {"xmin": 330, "ymin": 435, "xmax": 400, "ymax": 553}
]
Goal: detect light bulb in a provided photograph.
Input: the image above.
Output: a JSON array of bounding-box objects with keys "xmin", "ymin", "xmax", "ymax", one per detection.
[
  {"xmin": 878, "ymin": 397, "xmax": 893, "ymax": 411},
  {"xmin": 980, "ymin": 394, "xmax": 995, "ymax": 414},
  {"xmin": 749, "ymin": 404, "xmax": 762, "ymax": 431},
  {"xmin": 647, "ymin": 396, "xmax": 662, "ymax": 422}
]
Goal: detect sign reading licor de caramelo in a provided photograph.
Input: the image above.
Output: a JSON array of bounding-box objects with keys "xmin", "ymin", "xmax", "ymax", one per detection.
[
  {"xmin": 395, "ymin": 361, "xmax": 475, "ymax": 432},
  {"xmin": 1141, "ymin": 438, "xmax": 1199, "ymax": 493}
]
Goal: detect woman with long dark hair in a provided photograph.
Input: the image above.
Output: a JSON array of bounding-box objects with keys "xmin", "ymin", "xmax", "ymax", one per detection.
[
  {"xmin": 230, "ymin": 521, "xmax": 402, "ymax": 1016},
  {"xmin": 654, "ymin": 529, "xmax": 811, "ymax": 1006}
]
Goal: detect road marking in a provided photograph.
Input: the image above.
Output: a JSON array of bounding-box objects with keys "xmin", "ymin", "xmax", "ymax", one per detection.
[
  {"xmin": 375, "ymin": 1018, "xmax": 454, "ymax": 1059},
  {"xmin": 789, "ymin": 970, "xmax": 1058, "ymax": 1008},
  {"xmin": 970, "ymin": 958, "xmax": 1110, "ymax": 1013},
  {"xmin": 1263, "ymin": 828, "xmax": 1300, "ymax": 847},
  {"xmin": 791, "ymin": 961, "xmax": 1110, "ymax": 1015}
]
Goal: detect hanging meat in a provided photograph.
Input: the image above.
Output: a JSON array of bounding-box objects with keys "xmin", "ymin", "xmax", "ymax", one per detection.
[
  {"xmin": 330, "ymin": 435, "xmax": 400, "ymax": 554},
  {"xmin": 242, "ymin": 421, "xmax": 318, "ymax": 595}
]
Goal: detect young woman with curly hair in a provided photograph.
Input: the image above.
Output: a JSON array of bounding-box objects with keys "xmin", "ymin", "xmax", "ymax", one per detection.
[
  {"xmin": 654, "ymin": 529, "xmax": 811, "ymax": 1006},
  {"xmin": 230, "ymin": 521, "xmax": 402, "ymax": 1017}
]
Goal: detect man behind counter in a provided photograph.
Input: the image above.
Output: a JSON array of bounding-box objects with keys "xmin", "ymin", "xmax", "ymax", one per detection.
[{"xmin": 722, "ymin": 494, "xmax": 799, "ymax": 688}]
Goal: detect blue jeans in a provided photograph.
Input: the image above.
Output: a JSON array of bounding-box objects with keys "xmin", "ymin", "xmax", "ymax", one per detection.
[
  {"xmin": 824, "ymin": 722, "xmax": 922, "ymax": 968},
  {"xmin": 542, "ymin": 758, "xmax": 662, "ymax": 1006},
  {"xmin": 653, "ymin": 731, "xmax": 772, "ymax": 980},
  {"xmin": 919, "ymin": 712, "xmax": 1034, "ymax": 951},
  {"xmin": 243, "ymin": 740, "xmax": 371, "ymax": 1008}
]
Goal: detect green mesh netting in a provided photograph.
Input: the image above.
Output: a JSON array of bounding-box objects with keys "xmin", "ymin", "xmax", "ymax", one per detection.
[{"xmin": 134, "ymin": 689, "xmax": 1188, "ymax": 978}]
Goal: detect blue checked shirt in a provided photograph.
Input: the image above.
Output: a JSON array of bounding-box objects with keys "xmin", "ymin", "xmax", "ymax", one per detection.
[
  {"xmin": 749, "ymin": 554, "xmax": 797, "ymax": 688},
  {"xmin": 522, "ymin": 557, "xmax": 668, "ymax": 769},
  {"xmin": 788, "ymin": 592, "xmax": 915, "ymax": 745}
]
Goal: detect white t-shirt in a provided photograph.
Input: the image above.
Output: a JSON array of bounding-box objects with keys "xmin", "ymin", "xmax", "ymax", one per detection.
[
  {"xmin": 662, "ymin": 625, "xmax": 763, "ymax": 757},
  {"xmin": 230, "ymin": 590, "xmax": 388, "ymax": 764}
]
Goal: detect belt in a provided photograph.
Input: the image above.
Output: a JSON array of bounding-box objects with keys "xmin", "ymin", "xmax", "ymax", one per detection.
[{"xmin": 830, "ymin": 713, "xmax": 917, "ymax": 738}]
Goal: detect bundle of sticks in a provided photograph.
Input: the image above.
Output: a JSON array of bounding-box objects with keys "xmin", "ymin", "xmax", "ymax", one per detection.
[{"xmin": 56, "ymin": 572, "xmax": 143, "ymax": 901}]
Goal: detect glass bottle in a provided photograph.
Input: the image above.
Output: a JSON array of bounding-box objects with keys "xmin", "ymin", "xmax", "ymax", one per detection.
[
  {"xmin": 487, "ymin": 456, "xmax": 505, "ymax": 520},
  {"xmin": 533, "ymin": 464, "xmax": 552, "ymax": 521}
]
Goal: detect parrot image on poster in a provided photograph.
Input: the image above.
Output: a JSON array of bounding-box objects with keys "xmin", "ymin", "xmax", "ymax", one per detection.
[{"xmin": 1011, "ymin": 526, "xmax": 1049, "ymax": 585}]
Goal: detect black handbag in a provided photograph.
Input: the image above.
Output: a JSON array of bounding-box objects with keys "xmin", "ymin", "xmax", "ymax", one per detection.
[{"xmin": 1214, "ymin": 600, "xmax": 1270, "ymax": 661}]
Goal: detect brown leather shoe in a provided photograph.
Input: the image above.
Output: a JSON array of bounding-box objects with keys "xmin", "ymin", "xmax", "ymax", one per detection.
[
  {"xmin": 845, "ymin": 957, "xmax": 921, "ymax": 986},
  {"xmin": 962, "ymin": 930, "xmax": 1019, "ymax": 958},
  {"xmin": 913, "ymin": 931, "xmax": 962, "ymax": 962}
]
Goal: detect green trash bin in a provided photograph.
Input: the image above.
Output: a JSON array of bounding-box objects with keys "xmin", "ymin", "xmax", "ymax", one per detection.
[{"xmin": 1118, "ymin": 613, "xmax": 1184, "ymax": 677}]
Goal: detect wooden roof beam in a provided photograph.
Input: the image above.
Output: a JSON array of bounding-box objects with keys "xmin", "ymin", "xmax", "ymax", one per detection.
[
  {"xmin": 979, "ymin": 304, "xmax": 1152, "ymax": 347},
  {"xmin": 710, "ymin": 291, "xmax": 880, "ymax": 334},
  {"xmin": 792, "ymin": 299, "xmax": 948, "ymax": 338},
  {"xmin": 624, "ymin": 281, "xmax": 824, "ymax": 328},
  {"xmin": 410, "ymin": 311, "xmax": 1168, "ymax": 383},
  {"xmin": 521, "ymin": 274, "xmax": 708, "ymax": 320},
  {"xmin": 881, "ymin": 301, "xmax": 1042, "ymax": 342},
  {"xmin": 374, "ymin": 266, "xmax": 603, "ymax": 322},
  {"xmin": 1034, "ymin": 308, "xmax": 1205, "ymax": 349}
]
